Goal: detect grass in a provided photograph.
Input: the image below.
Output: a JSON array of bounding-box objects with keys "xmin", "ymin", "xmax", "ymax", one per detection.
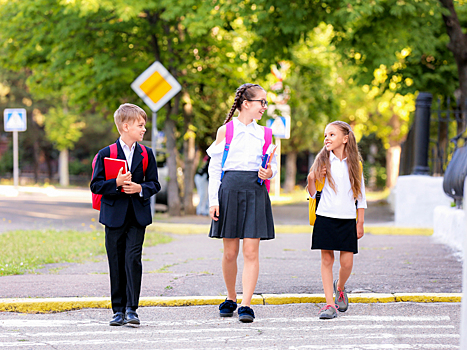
[{"xmin": 0, "ymin": 229, "xmax": 172, "ymax": 276}]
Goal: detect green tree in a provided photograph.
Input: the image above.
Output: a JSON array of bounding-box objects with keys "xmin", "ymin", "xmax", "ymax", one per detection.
[
  {"xmin": 43, "ymin": 105, "xmax": 85, "ymax": 186},
  {"xmin": 237, "ymin": 0, "xmax": 467, "ymax": 188},
  {"xmin": 0, "ymin": 0, "xmax": 255, "ymax": 214}
]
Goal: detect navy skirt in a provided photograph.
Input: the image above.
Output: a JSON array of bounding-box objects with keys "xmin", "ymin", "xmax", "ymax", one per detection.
[
  {"xmin": 209, "ymin": 171, "xmax": 275, "ymax": 240},
  {"xmin": 311, "ymin": 215, "xmax": 358, "ymax": 254}
]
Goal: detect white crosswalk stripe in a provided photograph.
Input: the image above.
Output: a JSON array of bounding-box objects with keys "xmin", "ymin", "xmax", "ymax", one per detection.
[{"xmin": 0, "ymin": 304, "xmax": 461, "ymax": 350}]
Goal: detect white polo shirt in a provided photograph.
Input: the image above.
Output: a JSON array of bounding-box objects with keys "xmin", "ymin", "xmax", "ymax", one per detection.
[{"xmin": 313, "ymin": 151, "xmax": 367, "ymax": 219}]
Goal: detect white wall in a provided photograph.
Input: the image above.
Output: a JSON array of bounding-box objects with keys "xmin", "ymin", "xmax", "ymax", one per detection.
[
  {"xmin": 395, "ymin": 175, "xmax": 452, "ymax": 228},
  {"xmin": 433, "ymin": 206, "xmax": 465, "ymax": 256},
  {"xmin": 460, "ymin": 178, "xmax": 467, "ymax": 349}
]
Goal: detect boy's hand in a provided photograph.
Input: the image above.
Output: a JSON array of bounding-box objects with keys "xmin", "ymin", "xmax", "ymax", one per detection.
[
  {"xmin": 122, "ymin": 181, "xmax": 142, "ymax": 194},
  {"xmin": 258, "ymin": 163, "xmax": 273, "ymax": 180},
  {"xmin": 116, "ymin": 168, "xmax": 131, "ymax": 188}
]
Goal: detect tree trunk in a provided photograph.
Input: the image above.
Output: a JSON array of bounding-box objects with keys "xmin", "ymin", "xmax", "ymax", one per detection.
[
  {"xmin": 182, "ymin": 91, "xmax": 196, "ymax": 215},
  {"xmin": 165, "ymin": 117, "xmax": 181, "ymax": 216},
  {"xmin": 440, "ymin": 0, "xmax": 467, "ymax": 132},
  {"xmin": 283, "ymin": 152, "xmax": 297, "ymax": 193},
  {"xmin": 183, "ymin": 128, "xmax": 196, "ymax": 215},
  {"xmin": 386, "ymin": 114, "xmax": 401, "ymax": 188},
  {"xmin": 59, "ymin": 148, "xmax": 69, "ymax": 186}
]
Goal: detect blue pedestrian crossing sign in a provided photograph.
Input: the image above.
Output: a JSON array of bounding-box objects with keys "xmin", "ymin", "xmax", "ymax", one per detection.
[
  {"xmin": 267, "ymin": 116, "xmax": 290, "ymax": 139},
  {"xmin": 4, "ymin": 108, "xmax": 27, "ymax": 132}
]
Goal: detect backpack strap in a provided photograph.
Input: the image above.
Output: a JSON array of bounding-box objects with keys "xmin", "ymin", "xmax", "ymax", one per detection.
[
  {"xmin": 220, "ymin": 121, "xmax": 234, "ymax": 180},
  {"xmin": 140, "ymin": 144, "xmax": 148, "ymax": 174},
  {"xmin": 263, "ymin": 127, "xmax": 272, "ymax": 155},
  {"xmin": 263, "ymin": 127, "xmax": 273, "ymax": 192},
  {"xmin": 109, "ymin": 143, "xmax": 118, "ymax": 159}
]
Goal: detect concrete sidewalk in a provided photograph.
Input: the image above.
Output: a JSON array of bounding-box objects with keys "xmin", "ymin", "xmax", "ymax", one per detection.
[{"xmin": 0, "ymin": 187, "xmax": 463, "ymax": 312}]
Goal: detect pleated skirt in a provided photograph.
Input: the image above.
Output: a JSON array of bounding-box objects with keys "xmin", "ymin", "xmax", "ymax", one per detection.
[
  {"xmin": 209, "ymin": 171, "xmax": 275, "ymax": 240},
  {"xmin": 311, "ymin": 215, "xmax": 358, "ymax": 254}
]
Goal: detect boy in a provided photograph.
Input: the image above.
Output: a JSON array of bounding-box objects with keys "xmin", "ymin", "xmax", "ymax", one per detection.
[{"xmin": 90, "ymin": 103, "xmax": 161, "ymax": 326}]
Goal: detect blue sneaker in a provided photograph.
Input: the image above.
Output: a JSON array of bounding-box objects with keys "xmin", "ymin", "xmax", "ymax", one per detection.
[
  {"xmin": 219, "ymin": 299, "xmax": 237, "ymax": 317},
  {"xmin": 238, "ymin": 306, "xmax": 255, "ymax": 323}
]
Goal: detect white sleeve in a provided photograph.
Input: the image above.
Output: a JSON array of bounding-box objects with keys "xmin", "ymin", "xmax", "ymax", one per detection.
[
  {"xmin": 206, "ymin": 140, "xmax": 225, "ymax": 207},
  {"xmin": 357, "ymin": 172, "xmax": 367, "ymax": 209},
  {"xmin": 268, "ymin": 152, "xmax": 278, "ymax": 180}
]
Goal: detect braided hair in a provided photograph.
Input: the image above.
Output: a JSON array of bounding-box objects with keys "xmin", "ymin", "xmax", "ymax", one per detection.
[{"xmin": 224, "ymin": 83, "xmax": 265, "ymax": 124}]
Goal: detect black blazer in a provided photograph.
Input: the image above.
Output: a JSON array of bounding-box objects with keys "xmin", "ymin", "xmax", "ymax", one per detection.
[{"xmin": 90, "ymin": 141, "xmax": 161, "ymax": 228}]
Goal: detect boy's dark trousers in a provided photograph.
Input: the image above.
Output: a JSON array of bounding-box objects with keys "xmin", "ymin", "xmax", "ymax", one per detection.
[{"xmin": 105, "ymin": 201, "xmax": 145, "ymax": 313}]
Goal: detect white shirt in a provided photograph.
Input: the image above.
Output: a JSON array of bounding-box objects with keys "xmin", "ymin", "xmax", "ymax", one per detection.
[
  {"xmin": 119, "ymin": 138, "xmax": 135, "ymax": 171},
  {"xmin": 313, "ymin": 151, "xmax": 367, "ymax": 219},
  {"xmin": 118, "ymin": 138, "xmax": 143, "ymax": 197},
  {"xmin": 206, "ymin": 118, "xmax": 278, "ymax": 207}
]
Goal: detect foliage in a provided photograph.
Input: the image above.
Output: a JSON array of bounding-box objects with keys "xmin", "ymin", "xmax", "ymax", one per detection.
[
  {"xmin": 276, "ymin": 24, "xmax": 341, "ymax": 154},
  {"xmin": 44, "ymin": 107, "xmax": 85, "ymax": 151}
]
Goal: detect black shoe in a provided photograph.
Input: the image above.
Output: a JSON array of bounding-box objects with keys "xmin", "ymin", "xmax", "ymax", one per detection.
[
  {"xmin": 124, "ymin": 310, "xmax": 140, "ymax": 325},
  {"xmin": 219, "ymin": 299, "xmax": 237, "ymax": 317},
  {"xmin": 238, "ymin": 306, "xmax": 255, "ymax": 323},
  {"xmin": 109, "ymin": 312, "xmax": 125, "ymax": 326}
]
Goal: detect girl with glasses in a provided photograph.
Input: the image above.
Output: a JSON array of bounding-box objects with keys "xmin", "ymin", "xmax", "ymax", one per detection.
[{"xmin": 206, "ymin": 83, "xmax": 277, "ymax": 323}]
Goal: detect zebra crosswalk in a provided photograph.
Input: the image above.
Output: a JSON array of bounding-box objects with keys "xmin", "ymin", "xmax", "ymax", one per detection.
[{"xmin": 0, "ymin": 303, "xmax": 461, "ymax": 349}]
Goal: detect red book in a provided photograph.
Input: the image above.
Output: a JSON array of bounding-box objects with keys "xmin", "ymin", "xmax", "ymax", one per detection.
[{"xmin": 104, "ymin": 157, "xmax": 128, "ymax": 180}]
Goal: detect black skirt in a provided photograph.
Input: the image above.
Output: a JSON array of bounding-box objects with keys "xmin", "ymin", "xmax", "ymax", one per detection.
[
  {"xmin": 209, "ymin": 171, "xmax": 275, "ymax": 240},
  {"xmin": 311, "ymin": 215, "xmax": 358, "ymax": 254}
]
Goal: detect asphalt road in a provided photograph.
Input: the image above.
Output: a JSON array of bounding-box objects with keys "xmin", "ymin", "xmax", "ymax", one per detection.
[
  {"xmin": 0, "ymin": 303, "xmax": 461, "ymax": 349},
  {"xmin": 0, "ymin": 187, "xmax": 167, "ymax": 233}
]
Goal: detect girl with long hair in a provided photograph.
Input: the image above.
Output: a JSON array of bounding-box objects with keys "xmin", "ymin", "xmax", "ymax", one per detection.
[{"xmin": 307, "ymin": 121, "xmax": 367, "ymax": 319}]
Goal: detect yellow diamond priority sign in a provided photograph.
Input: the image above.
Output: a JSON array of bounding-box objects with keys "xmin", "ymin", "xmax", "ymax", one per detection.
[{"xmin": 131, "ymin": 61, "xmax": 182, "ymax": 112}]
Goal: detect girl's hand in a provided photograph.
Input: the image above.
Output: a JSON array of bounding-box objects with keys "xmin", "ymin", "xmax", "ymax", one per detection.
[
  {"xmin": 116, "ymin": 168, "xmax": 131, "ymax": 187},
  {"xmin": 356, "ymin": 208, "xmax": 364, "ymax": 239},
  {"xmin": 258, "ymin": 163, "xmax": 273, "ymax": 180},
  {"xmin": 356, "ymin": 221, "xmax": 364, "ymax": 239},
  {"xmin": 320, "ymin": 166, "xmax": 327, "ymax": 180},
  {"xmin": 210, "ymin": 205, "xmax": 220, "ymax": 221}
]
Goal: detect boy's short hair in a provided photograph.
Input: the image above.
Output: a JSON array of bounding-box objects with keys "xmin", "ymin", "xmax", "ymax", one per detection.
[{"xmin": 114, "ymin": 103, "xmax": 147, "ymax": 132}]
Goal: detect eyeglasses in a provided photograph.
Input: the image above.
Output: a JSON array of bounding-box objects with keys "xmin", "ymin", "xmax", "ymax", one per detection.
[{"xmin": 246, "ymin": 99, "xmax": 268, "ymax": 107}]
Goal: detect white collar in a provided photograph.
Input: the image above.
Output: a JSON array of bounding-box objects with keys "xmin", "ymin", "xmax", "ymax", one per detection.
[
  {"xmin": 330, "ymin": 151, "xmax": 347, "ymax": 162},
  {"xmin": 232, "ymin": 117, "xmax": 263, "ymax": 138},
  {"xmin": 119, "ymin": 138, "xmax": 136, "ymax": 152}
]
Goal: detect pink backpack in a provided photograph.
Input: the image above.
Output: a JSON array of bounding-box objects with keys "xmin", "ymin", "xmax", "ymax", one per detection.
[
  {"xmin": 220, "ymin": 121, "xmax": 273, "ymax": 192},
  {"xmin": 91, "ymin": 143, "xmax": 148, "ymax": 210}
]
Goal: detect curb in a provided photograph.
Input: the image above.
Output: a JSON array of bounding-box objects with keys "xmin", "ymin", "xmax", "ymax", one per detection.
[{"xmin": 0, "ymin": 293, "xmax": 461, "ymax": 313}]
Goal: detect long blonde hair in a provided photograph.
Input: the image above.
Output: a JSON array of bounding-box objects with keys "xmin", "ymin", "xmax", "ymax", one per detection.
[{"xmin": 310, "ymin": 121, "xmax": 363, "ymax": 200}]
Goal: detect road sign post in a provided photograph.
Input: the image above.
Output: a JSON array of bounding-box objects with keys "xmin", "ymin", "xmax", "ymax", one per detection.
[
  {"xmin": 267, "ymin": 105, "xmax": 291, "ymax": 198},
  {"xmin": 3, "ymin": 108, "xmax": 27, "ymax": 188},
  {"xmin": 131, "ymin": 61, "xmax": 182, "ymax": 216}
]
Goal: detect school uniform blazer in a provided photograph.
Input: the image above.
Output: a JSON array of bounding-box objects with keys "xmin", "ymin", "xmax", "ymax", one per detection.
[{"xmin": 90, "ymin": 141, "xmax": 161, "ymax": 228}]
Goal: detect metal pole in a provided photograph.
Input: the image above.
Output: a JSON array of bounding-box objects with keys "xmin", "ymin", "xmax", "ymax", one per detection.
[
  {"xmin": 461, "ymin": 177, "xmax": 467, "ymax": 348},
  {"xmin": 275, "ymin": 138, "xmax": 281, "ymax": 197},
  {"xmin": 150, "ymin": 111, "xmax": 157, "ymax": 218},
  {"xmin": 13, "ymin": 130, "xmax": 18, "ymax": 188},
  {"xmin": 412, "ymin": 92, "xmax": 432, "ymax": 175}
]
